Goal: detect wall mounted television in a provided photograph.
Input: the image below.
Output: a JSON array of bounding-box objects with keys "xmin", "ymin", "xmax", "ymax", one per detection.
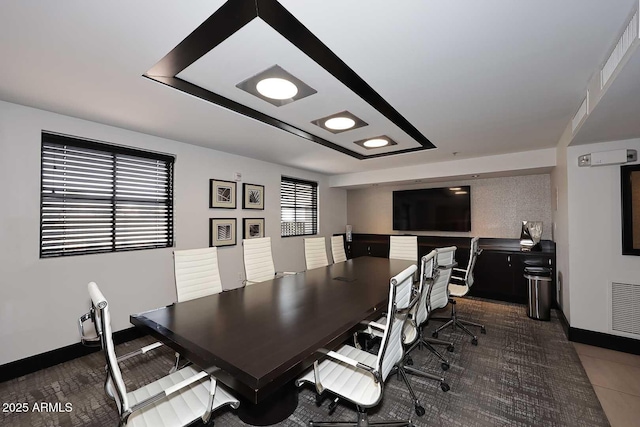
[
  {"xmin": 393, "ymin": 186, "xmax": 471, "ymax": 232},
  {"xmin": 621, "ymin": 164, "xmax": 640, "ymax": 255}
]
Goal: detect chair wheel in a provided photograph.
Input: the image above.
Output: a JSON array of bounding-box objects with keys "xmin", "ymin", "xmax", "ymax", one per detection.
[
  {"xmin": 406, "ymin": 356, "xmax": 413, "ymax": 366},
  {"xmin": 441, "ymin": 382, "xmax": 450, "ymax": 392},
  {"xmin": 447, "ymin": 344, "xmax": 454, "ymax": 352},
  {"xmin": 441, "ymin": 362, "xmax": 449, "ymax": 371},
  {"xmin": 471, "ymin": 338, "xmax": 478, "ymax": 346},
  {"xmin": 481, "ymin": 327, "xmax": 487, "ymax": 334},
  {"xmin": 328, "ymin": 405, "xmax": 337, "ymax": 416},
  {"xmin": 432, "ymin": 331, "xmax": 438, "ymax": 338},
  {"xmin": 415, "ymin": 404, "xmax": 425, "ymax": 417},
  {"xmin": 315, "ymin": 394, "xmax": 323, "ymax": 407}
]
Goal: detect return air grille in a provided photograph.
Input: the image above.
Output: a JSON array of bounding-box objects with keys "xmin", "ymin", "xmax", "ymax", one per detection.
[
  {"xmin": 601, "ymin": 10, "xmax": 639, "ymax": 89},
  {"xmin": 611, "ymin": 282, "xmax": 640, "ymax": 336}
]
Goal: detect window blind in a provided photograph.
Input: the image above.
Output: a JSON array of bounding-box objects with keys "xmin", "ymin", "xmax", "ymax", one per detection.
[
  {"xmin": 40, "ymin": 133, "xmax": 174, "ymax": 258},
  {"xmin": 281, "ymin": 176, "xmax": 318, "ymax": 237}
]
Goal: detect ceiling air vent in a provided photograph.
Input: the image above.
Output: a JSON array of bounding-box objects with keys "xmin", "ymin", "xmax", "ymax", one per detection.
[
  {"xmin": 571, "ymin": 94, "xmax": 588, "ymax": 133},
  {"xmin": 601, "ymin": 10, "xmax": 639, "ymax": 89},
  {"xmin": 611, "ymin": 282, "xmax": 640, "ymax": 336}
]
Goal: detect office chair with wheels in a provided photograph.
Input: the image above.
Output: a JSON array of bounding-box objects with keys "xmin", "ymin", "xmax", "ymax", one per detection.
[
  {"xmin": 331, "ymin": 235, "xmax": 347, "ymax": 263},
  {"xmin": 305, "ymin": 237, "xmax": 330, "ymax": 270},
  {"xmin": 389, "ymin": 235, "xmax": 418, "ymax": 261},
  {"xmin": 432, "ymin": 237, "xmax": 486, "ymax": 344},
  {"xmin": 79, "ymin": 282, "xmax": 239, "ymax": 427},
  {"xmin": 296, "ymin": 265, "xmax": 419, "ymax": 425},
  {"xmin": 242, "ymin": 237, "xmax": 296, "ymax": 285}
]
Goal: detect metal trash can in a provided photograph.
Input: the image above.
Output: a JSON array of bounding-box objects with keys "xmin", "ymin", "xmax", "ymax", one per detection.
[{"xmin": 524, "ymin": 266, "xmax": 553, "ymax": 320}]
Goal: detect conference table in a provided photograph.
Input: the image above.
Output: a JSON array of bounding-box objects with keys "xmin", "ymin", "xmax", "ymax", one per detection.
[{"xmin": 130, "ymin": 256, "xmax": 415, "ymax": 425}]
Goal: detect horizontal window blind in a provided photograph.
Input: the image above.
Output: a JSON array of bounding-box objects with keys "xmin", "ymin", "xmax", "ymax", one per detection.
[
  {"xmin": 281, "ymin": 176, "xmax": 318, "ymax": 237},
  {"xmin": 40, "ymin": 133, "xmax": 174, "ymax": 258}
]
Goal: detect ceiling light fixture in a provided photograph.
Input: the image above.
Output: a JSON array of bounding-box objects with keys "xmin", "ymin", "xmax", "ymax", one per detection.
[
  {"xmin": 325, "ymin": 117, "xmax": 355, "ymax": 130},
  {"xmin": 354, "ymin": 135, "xmax": 398, "ymax": 150},
  {"xmin": 311, "ymin": 111, "xmax": 368, "ymax": 134},
  {"xmin": 256, "ymin": 77, "xmax": 298, "ymax": 100}
]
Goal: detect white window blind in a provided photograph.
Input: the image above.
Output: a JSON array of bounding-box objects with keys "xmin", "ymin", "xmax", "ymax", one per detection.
[
  {"xmin": 40, "ymin": 133, "xmax": 174, "ymax": 258},
  {"xmin": 281, "ymin": 176, "xmax": 318, "ymax": 237}
]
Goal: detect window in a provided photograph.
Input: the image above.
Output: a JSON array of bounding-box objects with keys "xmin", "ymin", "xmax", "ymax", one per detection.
[
  {"xmin": 40, "ymin": 133, "xmax": 174, "ymax": 258},
  {"xmin": 281, "ymin": 176, "xmax": 318, "ymax": 237}
]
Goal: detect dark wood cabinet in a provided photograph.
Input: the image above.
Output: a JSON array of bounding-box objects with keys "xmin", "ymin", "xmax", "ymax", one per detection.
[{"xmin": 340, "ymin": 234, "xmax": 556, "ymax": 306}]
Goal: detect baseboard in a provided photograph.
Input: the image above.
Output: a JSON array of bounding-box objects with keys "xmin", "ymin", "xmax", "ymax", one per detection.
[
  {"xmin": 569, "ymin": 327, "xmax": 640, "ymax": 356},
  {"xmin": 0, "ymin": 327, "xmax": 146, "ymax": 383},
  {"xmin": 557, "ymin": 309, "xmax": 570, "ymax": 339}
]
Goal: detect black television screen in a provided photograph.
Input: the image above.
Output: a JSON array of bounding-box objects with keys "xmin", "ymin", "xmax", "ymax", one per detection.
[{"xmin": 393, "ymin": 186, "xmax": 471, "ymax": 232}]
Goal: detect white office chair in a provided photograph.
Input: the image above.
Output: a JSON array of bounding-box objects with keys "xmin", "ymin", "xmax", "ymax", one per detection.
[
  {"xmin": 79, "ymin": 282, "xmax": 239, "ymax": 427},
  {"xmin": 296, "ymin": 264, "xmax": 419, "ymax": 425},
  {"xmin": 242, "ymin": 237, "xmax": 295, "ymax": 285},
  {"xmin": 432, "ymin": 237, "xmax": 486, "ymax": 344},
  {"xmin": 331, "ymin": 235, "xmax": 347, "ymax": 263},
  {"xmin": 389, "ymin": 235, "xmax": 418, "ymax": 261},
  {"xmin": 173, "ymin": 247, "xmax": 223, "ymax": 302},
  {"xmin": 305, "ymin": 237, "xmax": 329, "ymax": 270}
]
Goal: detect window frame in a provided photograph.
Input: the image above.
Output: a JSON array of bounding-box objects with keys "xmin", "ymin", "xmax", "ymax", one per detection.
[
  {"xmin": 280, "ymin": 176, "xmax": 318, "ymax": 238},
  {"xmin": 40, "ymin": 132, "xmax": 175, "ymax": 258}
]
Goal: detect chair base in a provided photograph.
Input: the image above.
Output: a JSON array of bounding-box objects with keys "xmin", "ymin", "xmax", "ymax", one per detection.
[
  {"xmin": 309, "ymin": 406, "xmax": 412, "ymax": 426},
  {"xmin": 431, "ymin": 299, "xmax": 486, "ymax": 344}
]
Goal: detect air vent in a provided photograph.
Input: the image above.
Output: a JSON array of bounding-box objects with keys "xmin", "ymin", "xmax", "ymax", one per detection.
[
  {"xmin": 571, "ymin": 94, "xmax": 588, "ymax": 133},
  {"xmin": 601, "ymin": 11, "xmax": 639, "ymax": 89},
  {"xmin": 611, "ymin": 282, "xmax": 640, "ymax": 336}
]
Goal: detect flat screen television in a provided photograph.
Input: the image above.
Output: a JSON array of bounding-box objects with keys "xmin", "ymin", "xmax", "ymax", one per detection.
[
  {"xmin": 621, "ymin": 164, "xmax": 640, "ymax": 255},
  {"xmin": 393, "ymin": 186, "xmax": 471, "ymax": 232}
]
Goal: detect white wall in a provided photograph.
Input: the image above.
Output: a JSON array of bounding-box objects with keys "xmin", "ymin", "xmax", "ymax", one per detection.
[
  {"xmin": 347, "ymin": 174, "xmax": 552, "ymax": 239},
  {"xmin": 567, "ymin": 138, "xmax": 640, "ymax": 335},
  {"xmin": 0, "ymin": 100, "xmax": 347, "ymax": 364}
]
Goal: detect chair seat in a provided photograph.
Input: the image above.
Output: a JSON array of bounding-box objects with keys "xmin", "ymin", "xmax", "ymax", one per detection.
[
  {"xmin": 297, "ymin": 345, "xmax": 382, "ymax": 407},
  {"xmin": 127, "ymin": 366, "xmax": 239, "ymax": 427},
  {"xmin": 448, "ymin": 283, "xmax": 469, "ymax": 297},
  {"xmin": 371, "ymin": 315, "xmax": 417, "ymax": 345}
]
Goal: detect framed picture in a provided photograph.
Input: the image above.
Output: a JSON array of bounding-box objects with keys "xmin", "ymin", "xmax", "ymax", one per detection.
[
  {"xmin": 209, "ymin": 218, "xmax": 237, "ymax": 247},
  {"xmin": 243, "ymin": 183, "xmax": 264, "ymax": 210},
  {"xmin": 209, "ymin": 179, "xmax": 237, "ymax": 209},
  {"xmin": 243, "ymin": 218, "xmax": 265, "ymax": 240}
]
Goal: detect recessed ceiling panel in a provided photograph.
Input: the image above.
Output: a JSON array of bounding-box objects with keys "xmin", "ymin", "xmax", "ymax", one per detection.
[{"xmin": 176, "ymin": 19, "xmax": 422, "ymax": 156}]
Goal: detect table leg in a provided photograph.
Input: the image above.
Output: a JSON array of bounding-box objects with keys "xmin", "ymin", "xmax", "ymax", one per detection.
[{"xmin": 237, "ymin": 382, "xmax": 299, "ymax": 426}]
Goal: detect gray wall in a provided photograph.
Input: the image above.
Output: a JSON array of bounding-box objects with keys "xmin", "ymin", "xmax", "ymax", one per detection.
[
  {"xmin": 0, "ymin": 100, "xmax": 347, "ymax": 364},
  {"xmin": 347, "ymin": 174, "xmax": 552, "ymax": 239}
]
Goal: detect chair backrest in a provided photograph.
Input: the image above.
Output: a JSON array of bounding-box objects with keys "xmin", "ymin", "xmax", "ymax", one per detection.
[
  {"xmin": 243, "ymin": 237, "xmax": 276, "ymax": 284},
  {"xmin": 466, "ymin": 237, "xmax": 480, "ymax": 288},
  {"xmin": 88, "ymin": 282, "xmax": 130, "ymax": 415},
  {"xmin": 173, "ymin": 247, "xmax": 223, "ymax": 302},
  {"xmin": 413, "ymin": 250, "xmax": 438, "ymax": 328},
  {"xmin": 431, "ymin": 246, "xmax": 457, "ymax": 310},
  {"xmin": 389, "ymin": 236, "xmax": 418, "ymax": 262},
  {"xmin": 304, "ymin": 237, "xmax": 329, "ymax": 270},
  {"xmin": 376, "ymin": 264, "xmax": 418, "ymax": 382},
  {"xmin": 330, "ymin": 235, "xmax": 347, "ymax": 263}
]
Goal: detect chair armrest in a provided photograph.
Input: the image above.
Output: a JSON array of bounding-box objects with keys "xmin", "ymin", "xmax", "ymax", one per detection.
[
  {"xmin": 129, "ymin": 371, "xmax": 209, "ymax": 413},
  {"xmin": 277, "ymin": 271, "xmax": 297, "ymax": 276},
  {"xmin": 116, "ymin": 342, "xmax": 164, "ymax": 363},
  {"xmin": 364, "ymin": 321, "xmax": 386, "ymax": 332},
  {"xmin": 322, "ymin": 350, "xmax": 376, "ymax": 374},
  {"xmin": 438, "ymin": 261, "xmax": 458, "ymax": 270},
  {"xmin": 453, "ymin": 267, "xmax": 467, "ymax": 273}
]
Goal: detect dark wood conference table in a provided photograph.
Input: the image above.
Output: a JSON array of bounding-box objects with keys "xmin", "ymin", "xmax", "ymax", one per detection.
[{"xmin": 130, "ymin": 256, "xmax": 415, "ymax": 425}]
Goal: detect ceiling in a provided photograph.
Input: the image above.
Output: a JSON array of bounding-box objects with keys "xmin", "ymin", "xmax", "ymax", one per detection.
[{"xmin": 0, "ymin": 0, "xmax": 636, "ymax": 175}]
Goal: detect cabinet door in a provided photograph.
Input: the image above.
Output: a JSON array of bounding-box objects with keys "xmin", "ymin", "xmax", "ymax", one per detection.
[
  {"xmin": 509, "ymin": 255, "xmax": 529, "ymax": 304},
  {"xmin": 471, "ymin": 251, "xmax": 514, "ymax": 299},
  {"xmin": 350, "ymin": 241, "xmax": 369, "ymax": 258}
]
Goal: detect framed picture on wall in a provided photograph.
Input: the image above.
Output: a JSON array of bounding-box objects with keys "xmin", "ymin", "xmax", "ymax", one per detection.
[
  {"xmin": 243, "ymin": 218, "xmax": 265, "ymax": 240},
  {"xmin": 243, "ymin": 183, "xmax": 264, "ymax": 210},
  {"xmin": 209, "ymin": 179, "xmax": 237, "ymax": 209},
  {"xmin": 209, "ymin": 218, "xmax": 237, "ymax": 247}
]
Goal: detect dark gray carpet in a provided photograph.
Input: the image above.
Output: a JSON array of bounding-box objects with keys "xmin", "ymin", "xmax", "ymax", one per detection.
[{"xmin": 0, "ymin": 298, "xmax": 609, "ymax": 426}]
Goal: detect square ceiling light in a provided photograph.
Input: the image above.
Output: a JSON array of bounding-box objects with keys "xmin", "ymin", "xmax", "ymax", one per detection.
[
  {"xmin": 311, "ymin": 111, "xmax": 368, "ymax": 134},
  {"xmin": 354, "ymin": 135, "xmax": 398, "ymax": 150},
  {"xmin": 236, "ymin": 65, "xmax": 317, "ymax": 107}
]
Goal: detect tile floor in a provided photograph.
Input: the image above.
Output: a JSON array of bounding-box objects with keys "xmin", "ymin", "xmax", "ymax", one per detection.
[{"xmin": 574, "ymin": 342, "xmax": 640, "ymax": 427}]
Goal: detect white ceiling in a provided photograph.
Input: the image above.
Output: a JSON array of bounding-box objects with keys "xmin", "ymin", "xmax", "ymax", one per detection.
[{"xmin": 0, "ymin": 0, "xmax": 635, "ymax": 175}]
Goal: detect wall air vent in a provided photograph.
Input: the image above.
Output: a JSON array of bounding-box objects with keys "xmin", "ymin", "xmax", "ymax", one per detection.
[
  {"xmin": 571, "ymin": 93, "xmax": 588, "ymax": 133},
  {"xmin": 611, "ymin": 282, "xmax": 640, "ymax": 337},
  {"xmin": 601, "ymin": 10, "xmax": 639, "ymax": 89}
]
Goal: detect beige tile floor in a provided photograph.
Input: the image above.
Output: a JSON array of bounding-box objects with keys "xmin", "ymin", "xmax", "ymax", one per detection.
[{"xmin": 574, "ymin": 342, "xmax": 640, "ymax": 427}]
